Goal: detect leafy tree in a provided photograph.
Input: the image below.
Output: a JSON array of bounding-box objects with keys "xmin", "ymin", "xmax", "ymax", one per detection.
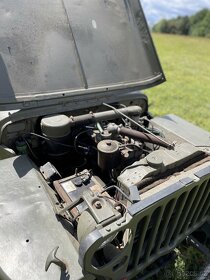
[
  {"xmin": 153, "ymin": 16, "xmax": 190, "ymax": 35},
  {"xmin": 178, "ymin": 16, "xmax": 190, "ymax": 35},
  {"xmin": 153, "ymin": 19, "xmax": 170, "ymax": 33},
  {"xmin": 190, "ymin": 10, "xmax": 210, "ymax": 37},
  {"xmin": 152, "ymin": 8, "xmax": 210, "ymax": 38},
  {"xmin": 190, "ymin": 9, "xmax": 209, "ymax": 25}
]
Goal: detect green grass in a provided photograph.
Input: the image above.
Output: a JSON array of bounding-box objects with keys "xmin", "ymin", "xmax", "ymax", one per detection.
[
  {"xmin": 145, "ymin": 33, "xmax": 210, "ymax": 131},
  {"xmin": 154, "ymin": 247, "xmax": 207, "ymax": 280}
]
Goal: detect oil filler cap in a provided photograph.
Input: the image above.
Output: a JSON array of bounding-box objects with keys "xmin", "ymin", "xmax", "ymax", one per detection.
[
  {"xmin": 97, "ymin": 140, "xmax": 119, "ymax": 153},
  {"xmin": 146, "ymin": 151, "xmax": 164, "ymax": 169},
  {"xmin": 72, "ymin": 177, "xmax": 83, "ymax": 187}
]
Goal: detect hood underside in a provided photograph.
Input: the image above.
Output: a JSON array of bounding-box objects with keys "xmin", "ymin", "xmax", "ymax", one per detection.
[{"xmin": 0, "ymin": 0, "xmax": 165, "ymax": 110}]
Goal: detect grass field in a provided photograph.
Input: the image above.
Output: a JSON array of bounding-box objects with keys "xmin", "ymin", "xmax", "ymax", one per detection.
[{"xmin": 145, "ymin": 33, "xmax": 210, "ymax": 132}]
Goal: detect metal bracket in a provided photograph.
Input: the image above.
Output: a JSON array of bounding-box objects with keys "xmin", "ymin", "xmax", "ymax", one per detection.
[
  {"xmin": 129, "ymin": 185, "xmax": 141, "ymax": 203},
  {"xmin": 56, "ymin": 197, "xmax": 84, "ymax": 216}
]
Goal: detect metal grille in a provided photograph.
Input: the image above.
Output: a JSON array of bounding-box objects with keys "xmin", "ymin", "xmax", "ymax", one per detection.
[
  {"xmin": 127, "ymin": 174, "xmax": 210, "ymax": 278},
  {"xmin": 80, "ymin": 165, "xmax": 210, "ymax": 280}
]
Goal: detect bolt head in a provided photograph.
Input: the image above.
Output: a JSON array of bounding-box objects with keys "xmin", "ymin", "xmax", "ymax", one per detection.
[{"xmin": 94, "ymin": 201, "xmax": 102, "ymax": 209}]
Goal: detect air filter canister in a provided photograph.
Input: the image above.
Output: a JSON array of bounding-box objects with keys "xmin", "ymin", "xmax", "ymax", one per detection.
[
  {"xmin": 97, "ymin": 140, "xmax": 120, "ymax": 172},
  {"xmin": 41, "ymin": 114, "xmax": 71, "ymax": 156}
]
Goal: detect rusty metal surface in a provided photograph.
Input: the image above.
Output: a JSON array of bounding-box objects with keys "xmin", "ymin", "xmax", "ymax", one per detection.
[
  {"xmin": 54, "ymin": 179, "xmax": 80, "ymax": 219},
  {"xmin": 0, "ymin": 0, "xmax": 165, "ymax": 109},
  {"xmin": 54, "ymin": 175, "xmax": 111, "ymax": 220},
  {"xmin": 119, "ymin": 126, "xmax": 172, "ymax": 149}
]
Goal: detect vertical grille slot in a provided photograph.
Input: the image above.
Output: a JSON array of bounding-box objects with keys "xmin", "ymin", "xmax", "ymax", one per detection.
[
  {"xmin": 154, "ymin": 199, "xmax": 177, "ymax": 252},
  {"xmin": 181, "ymin": 180, "xmax": 209, "ymax": 234},
  {"xmin": 128, "ymin": 216, "xmax": 153, "ymax": 270},
  {"xmin": 145, "ymin": 206, "xmax": 165, "ymax": 261},
  {"xmin": 164, "ymin": 192, "xmax": 189, "ymax": 246},
  {"xmin": 192, "ymin": 179, "xmax": 210, "ymax": 224},
  {"xmin": 198, "ymin": 188, "xmax": 210, "ymax": 221},
  {"xmin": 134, "ymin": 216, "xmax": 151, "ymax": 267},
  {"xmin": 172, "ymin": 186, "xmax": 199, "ymax": 239}
]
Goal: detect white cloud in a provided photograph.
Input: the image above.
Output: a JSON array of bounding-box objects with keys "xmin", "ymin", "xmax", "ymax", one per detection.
[{"xmin": 140, "ymin": 0, "xmax": 210, "ymax": 26}]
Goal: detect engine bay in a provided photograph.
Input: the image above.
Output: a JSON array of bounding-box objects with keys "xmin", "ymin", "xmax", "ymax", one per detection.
[
  {"xmin": 0, "ymin": 0, "xmax": 209, "ymax": 278},
  {"xmin": 2, "ymin": 104, "xmax": 207, "ymax": 220},
  {"xmin": 2, "ymin": 102, "xmax": 208, "ymax": 207},
  {"xmin": 7, "ymin": 103, "xmax": 178, "ymax": 186}
]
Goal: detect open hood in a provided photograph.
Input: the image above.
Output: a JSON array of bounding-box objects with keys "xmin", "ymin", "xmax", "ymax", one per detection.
[{"xmin": 0, "ymin": 0, "xmax": 165, "ymax": 110}]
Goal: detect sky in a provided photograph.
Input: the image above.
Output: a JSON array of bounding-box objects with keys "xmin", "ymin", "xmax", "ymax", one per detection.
[{"xmin": 141, "ymin": 0, "xmax": 210, "ymax": 26}]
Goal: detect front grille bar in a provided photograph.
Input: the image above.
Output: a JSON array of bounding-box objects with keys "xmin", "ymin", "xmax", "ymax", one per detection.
[
  {"xmin": 164, "ymin": 192, "xmax": 189, "ymax": 246},
  {"xmin": 192, "ymin": 181, "xmax": 210, "ymax": 225},
  {"xmin": 145, "ymin": 206, "xmax": 165, "ymax": 261},
  {"xmin": 154, "ymin": 199, "xmax": 177, "ymax": 252},
  {"xmin": 181, "ymin": 180, "xmax": 209, "ymax": 234},
  {"xmin": 172, "ymin": 185, "xmax": 200, "ymax": 240},
  {"xmin": 134, "ymin": 216, "xmax": 151, "ymax": 267}
]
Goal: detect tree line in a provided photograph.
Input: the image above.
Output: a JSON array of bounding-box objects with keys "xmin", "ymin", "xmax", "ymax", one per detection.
[{"xmin": 152, "ymin": 9, "xmax": 210, "ymax": 38}]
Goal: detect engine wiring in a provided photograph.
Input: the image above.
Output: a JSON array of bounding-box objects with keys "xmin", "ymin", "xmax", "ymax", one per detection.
[
  {"xmin": 22, "ymin": 136, "xmax": 39, "ymax": 160},
  {"xmin": 24, "ymin": 132, "xmax": 92, "ymax": 154},
  {"xmin": 28, "ymin": 132, "xmax": 75, "ymax": 148},
  {"xmin": 73, "ymin": 129, "xmax": 93, "ymax": 154},
  {"xmin": 101, "ymin": 185, "xmax": 133, "ymax": 203}
]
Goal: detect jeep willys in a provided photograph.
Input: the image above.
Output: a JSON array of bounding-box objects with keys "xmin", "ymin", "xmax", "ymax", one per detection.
[{"xmin": 0, "ymin": 1, "xmax": 209, "ymax": 279}]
